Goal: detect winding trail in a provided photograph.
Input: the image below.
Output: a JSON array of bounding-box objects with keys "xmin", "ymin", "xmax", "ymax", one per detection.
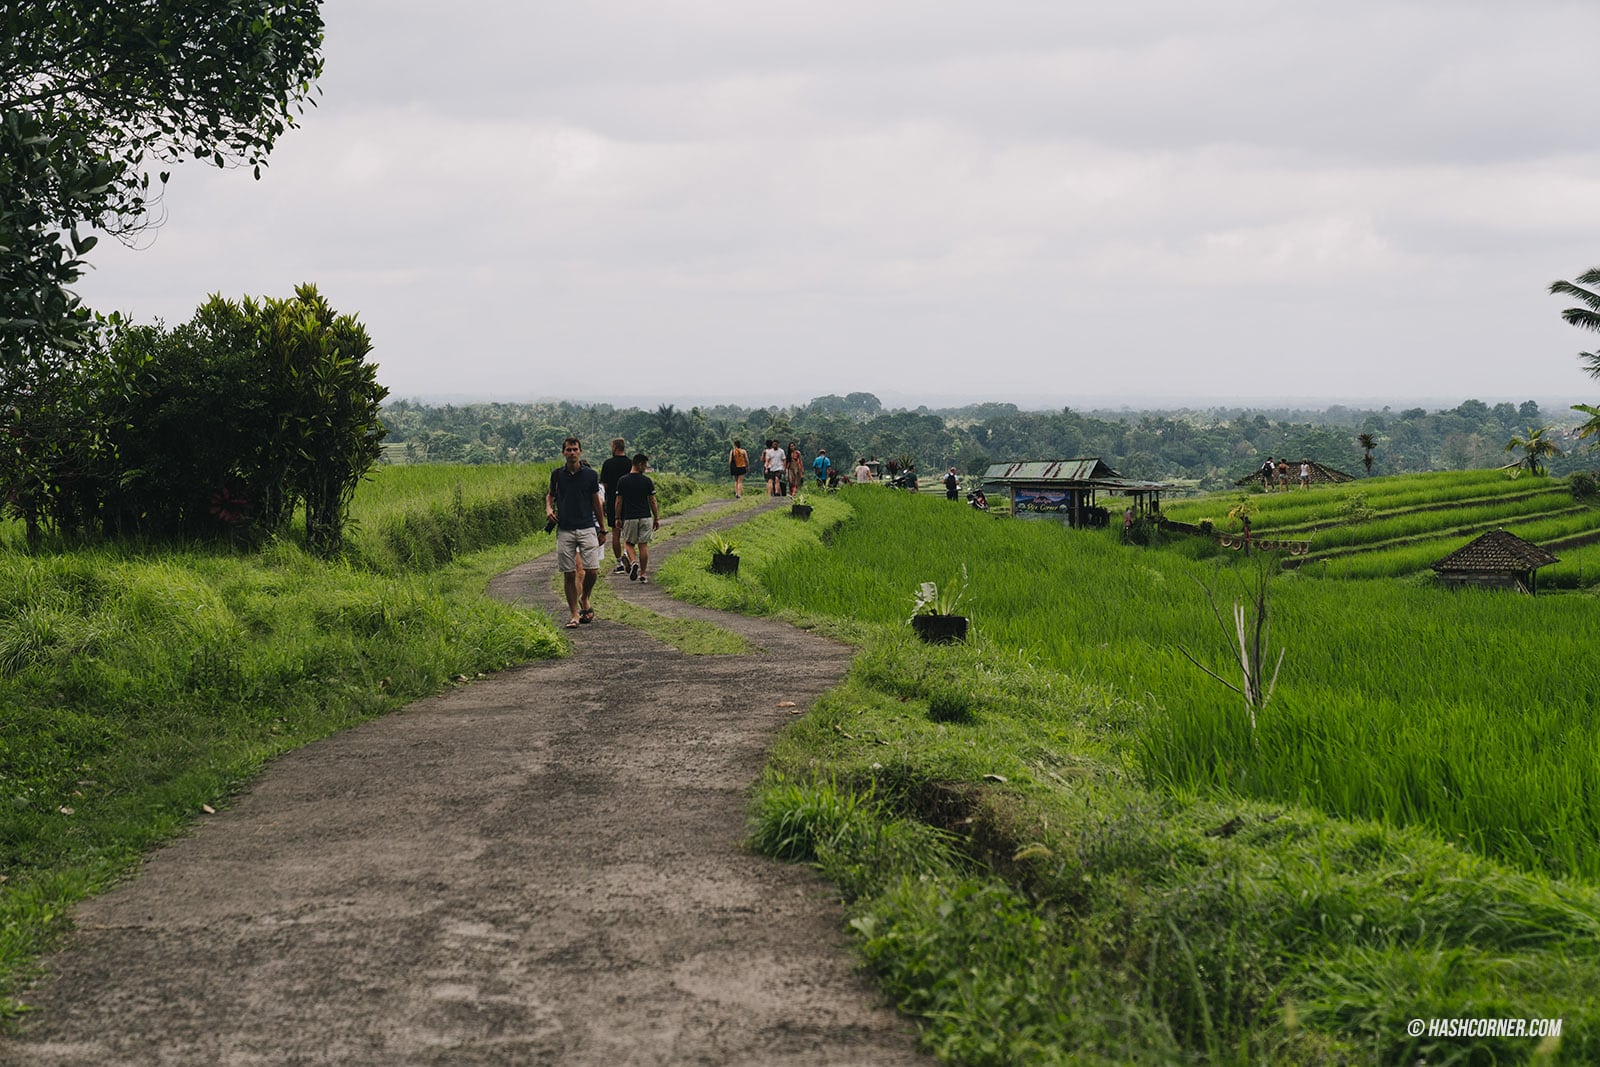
[{"xmin": 2, "ymin": 499, "xmax": 929, "ymax": 1066}]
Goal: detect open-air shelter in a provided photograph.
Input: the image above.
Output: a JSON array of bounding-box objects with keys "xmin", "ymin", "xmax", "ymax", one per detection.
[
  {"xmin": 1431, "ymin": 529, "xmax": 1560, "ymax": 594},
  {"xmin": 981, "ymin": 459, "xmax": 1174, "ymax": 528}
]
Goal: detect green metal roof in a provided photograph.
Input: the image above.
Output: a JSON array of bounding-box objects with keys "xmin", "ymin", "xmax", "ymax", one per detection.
[{"xmin": 982, "ymin": 459, "xmax": 1121, "ymax": 483}]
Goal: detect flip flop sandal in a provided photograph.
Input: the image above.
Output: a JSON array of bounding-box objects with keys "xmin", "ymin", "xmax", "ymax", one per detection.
[
  {"xmin": 579, "ymin": 609, "xmax": 596, "ymax": 624},
  {"xmin": 565, "ymin": 618, "xmax": 581, "ymax": 629}
]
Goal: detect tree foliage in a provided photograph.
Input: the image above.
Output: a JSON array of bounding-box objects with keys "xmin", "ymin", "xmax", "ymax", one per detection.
[
  {"xmin": 1550, "ymin": 266, "xmax": 1600, "ymax": 382},
  {"xmin": 0, "ymin": 286, "xmax": 386, "ymax": 554},
  {"xmin": 1503, "ymin": 425, "xmax": 1563, "ymax": 477},
  {"xmin": 1, "ymin": 1, "xmax": 325, "ymax": 367},
  {"xmin": 378, "ymin": 395, "xmax": 1583, "ymax": 487}
]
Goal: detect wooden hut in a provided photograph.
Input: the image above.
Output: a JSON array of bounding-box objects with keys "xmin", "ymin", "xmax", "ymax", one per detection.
[
  {"xmin": 1431, "ymin": 529, "xmax": 1559, "ymax": 594},
  {"xmin": 981, "ymin": 459, "xmax": 1173, "ymax": 528}
]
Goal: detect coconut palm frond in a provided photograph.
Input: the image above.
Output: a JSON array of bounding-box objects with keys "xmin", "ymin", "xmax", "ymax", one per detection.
[
  {"xmin": 1581, "ymin": 350, "xmax": 1600, "ymax": 381},
  {"xmin": 1572, "ymin": 404, "xmax": 1600, "ymax": 442}
]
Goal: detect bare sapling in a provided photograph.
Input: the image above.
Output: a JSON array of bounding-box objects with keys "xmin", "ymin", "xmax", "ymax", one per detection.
[{"xmin": 1179, "ymin": 554, "xmax": 1284, "ymax": 731}]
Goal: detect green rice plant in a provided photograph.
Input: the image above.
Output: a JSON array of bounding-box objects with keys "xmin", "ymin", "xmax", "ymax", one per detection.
[
  {"xmin": 737, "ymin": 484, "xmax": 1600, "ymax": 1062},
  {"xmin": 754, "ymin": 487, "xmax": 1600, "ymax": 880}
]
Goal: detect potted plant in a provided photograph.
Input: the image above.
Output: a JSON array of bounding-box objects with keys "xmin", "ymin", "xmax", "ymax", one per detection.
[
  {"xmin": 909, "ymin": 566, "xmax": 969, "ymax": 644},
  {"xmin": 789, "ymin": 493, "xmax": 813, "ymax": 520},
  {"xmin": 707, "ymin": 532, "xmax": 740, "ymax": 576}
]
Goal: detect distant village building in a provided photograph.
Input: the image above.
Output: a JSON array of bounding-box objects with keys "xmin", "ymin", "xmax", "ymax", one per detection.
[
  {"xmin": 1431, "ymin": 529, "xmax": 1559, "ymax": 594},
  {"xmin": 981, "ymin": 459, "xmax": 1172, "ymax": 528}
]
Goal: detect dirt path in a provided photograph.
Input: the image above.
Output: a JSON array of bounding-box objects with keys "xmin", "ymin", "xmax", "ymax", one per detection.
[{"xmin": 2, "ymin": 499, "xmax": 929, "ymax": 1066}]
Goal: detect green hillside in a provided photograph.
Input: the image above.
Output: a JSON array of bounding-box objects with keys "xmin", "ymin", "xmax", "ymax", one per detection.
[{"xmin": 1161, "ymin": 468, "xmax": 1600, "ymax": 587}]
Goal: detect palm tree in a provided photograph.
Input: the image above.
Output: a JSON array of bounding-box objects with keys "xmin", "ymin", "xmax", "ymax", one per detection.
[
  {"xmin": 1550, "ymin": 267, "xmax": 1600, "ymax": 381},
  {"xmin": 1571, "ymin": 403, "xmax": 1600, "ymax": 449},
  {"xmin": 652, "ymin": 403, "xmax": 688, "ymax": 445},
  {"xmin": 1356, "ymin": 432, "xmax": 1377, "ymax": 475},
  {"xmin": 1504, "ymin": 425, "xmax": 1563, "ymax": 477}
]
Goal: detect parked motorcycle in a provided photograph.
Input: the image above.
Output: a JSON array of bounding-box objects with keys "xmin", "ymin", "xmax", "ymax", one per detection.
[{"xmin": 886, "ymin": 469, "xmax": 919, "ymax": 490}]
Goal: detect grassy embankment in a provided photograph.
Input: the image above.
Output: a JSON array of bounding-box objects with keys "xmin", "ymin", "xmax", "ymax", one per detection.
[
  {"xmin": 0, "ymin": 463, "xmax": 722, "ymax": 1017},
  {"xmin": 657, "ymin": 482, "xmax": 1597, "ymax": 1065}
]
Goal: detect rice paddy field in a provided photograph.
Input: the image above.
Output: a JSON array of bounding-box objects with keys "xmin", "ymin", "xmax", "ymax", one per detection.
[
  {"xmin": 760, "ymin": 478, "xmax": 1600, "ymax": 881},
  {"xmin": 655, "ymin": 479, "xmax": 1600, "ymax": 1063},
  {"xmin": 1161, "ymin": 468, "xmax": 1600, "ymax": 587}
]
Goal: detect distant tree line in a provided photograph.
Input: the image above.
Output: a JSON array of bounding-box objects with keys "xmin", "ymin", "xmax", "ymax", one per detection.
[{"xmin": 378, "ymin": 393, "xmax": 1591, "ymax": 491}]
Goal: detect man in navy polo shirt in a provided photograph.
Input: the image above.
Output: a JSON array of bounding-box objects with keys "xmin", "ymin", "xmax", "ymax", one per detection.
[{"xmin": 545, "ymin": 437, "xmax": 607, "ymax": 628}]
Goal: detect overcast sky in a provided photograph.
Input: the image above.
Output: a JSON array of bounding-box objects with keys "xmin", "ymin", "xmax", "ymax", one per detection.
[{"xmin": 76, "ymin": 1, "xmax": 1600, "ymax": 410}]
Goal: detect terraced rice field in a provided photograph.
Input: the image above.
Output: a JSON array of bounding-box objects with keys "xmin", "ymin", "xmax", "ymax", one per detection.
[{"xmin": 1161, "ymin": 468, "xmax": 1600, "ymax": 587}]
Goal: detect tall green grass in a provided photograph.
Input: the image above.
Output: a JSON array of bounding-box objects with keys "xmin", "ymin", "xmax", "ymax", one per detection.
[
  {"xmin": 758, "ymin": 490, "xmax": 1600, "ymax": 880},
  {"xmin": 730, "ymin": 491, "xmax": 1600, "ymax": 1063},
  {"xmin": 345, "ymin": 463, "xmax": 704, "ymax": 572}
]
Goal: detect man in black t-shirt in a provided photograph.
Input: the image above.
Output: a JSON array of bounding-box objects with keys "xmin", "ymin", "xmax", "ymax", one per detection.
[
  {"xmin": 598, "ymin": 438, "xmax": 634, "ymax": 574},
  {"xmin": 545, "ymin": 437, "xmax": 607, "ymax": 628},
  {"xmin": 615, "ymin": 453, "xmax": 661, "ymax": 582}
]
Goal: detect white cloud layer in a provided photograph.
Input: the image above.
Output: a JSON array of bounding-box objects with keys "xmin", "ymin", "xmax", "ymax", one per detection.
[{"xmin": 75, "ymin": 0, "xmax": 1600, "ymax": 407}]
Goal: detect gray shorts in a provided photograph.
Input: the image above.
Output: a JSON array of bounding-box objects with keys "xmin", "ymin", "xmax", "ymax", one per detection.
[
  {"xmin": 621, "ymin": 517, "xmax": 655, "ymax": 545},
  {"xmin": 556, "ymin": 527, "xmax": 602, "ymax": 573}
]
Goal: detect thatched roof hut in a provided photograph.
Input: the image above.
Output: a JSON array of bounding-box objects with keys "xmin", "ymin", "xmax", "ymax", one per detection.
[
  {"xmin": 1234, "ymin": 459, "xmax": 1356, "ymax": 489},
  {"xmin": 1431, "ymin": 529, "xmax": 1559, "ymax": 594}
]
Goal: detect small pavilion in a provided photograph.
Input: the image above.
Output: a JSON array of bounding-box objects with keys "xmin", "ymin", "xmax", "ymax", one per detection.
[
  {"xmin": 981, "ymin": 459, "xmax": 1174, "ymax": 529},
  {"xmin": 1431, "ymin": 529, "xmax": 1560, "ymax": 594},
  {"xmin": 1234, "ymin": 459, "xmax": 1356, "ymax": 489}
]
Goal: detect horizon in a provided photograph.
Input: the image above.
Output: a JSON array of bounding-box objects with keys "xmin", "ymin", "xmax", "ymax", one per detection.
[{"xmin": 383, "ymin": 389, "xmax": 1592, "ymax": 415}]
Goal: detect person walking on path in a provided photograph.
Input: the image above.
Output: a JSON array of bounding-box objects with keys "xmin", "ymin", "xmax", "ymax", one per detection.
[
  {"xmin": 811, "ymin": 448, "xmax": 832, "ymax": 488},
  {"xmin": 546, "ymin": 437, "xmax": 607, "ymax": 628},
  {"xmin": 1299, "ymin": 460, "xmax": 1311, "ymax": 489},
  {"xmin": 944, "ymin": 467, "xmax": 959, "ymax": 500},
  {"xmin": 600, "ymin": 438, "xmax": 634, "ymax": 574},
  {"xmin": 854, "ymin": 458, "xmax": 872, "ymax": 484},
  {"xmin": 728, "ymin": 439, "xmax": 749, "ymax": 498},
  {"xmin": 786, "ymin": 442, "xmax": 804, "ymax": 498},
  {"xmin": 616, "ymin": 452, "xmax": 661, "ymax": 582},
  {"xmin": 763, "ymin": 439, "xmax": 786, "ymax": 496}
]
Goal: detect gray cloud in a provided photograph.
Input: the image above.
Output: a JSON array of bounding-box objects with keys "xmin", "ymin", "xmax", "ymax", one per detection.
[{"xmin": 75, "ymin": 0, "xmax": 1600, "ymax": 406}]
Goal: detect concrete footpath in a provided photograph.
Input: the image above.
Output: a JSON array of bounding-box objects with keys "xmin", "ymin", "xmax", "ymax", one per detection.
[{"xmin": 1, "ymin": 498, "xmax": 930, "ymax": 1066}]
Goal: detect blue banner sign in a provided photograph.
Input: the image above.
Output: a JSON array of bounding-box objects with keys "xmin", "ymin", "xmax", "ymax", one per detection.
[{"xmin": 1014, "ymin": 490, "xmax": 1073, "ymax": 513}]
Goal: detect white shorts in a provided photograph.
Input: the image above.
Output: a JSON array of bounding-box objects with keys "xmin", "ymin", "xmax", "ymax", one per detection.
[{"xmin": 556, "ymin": 527, "xmax": 602, "ymax": 573}]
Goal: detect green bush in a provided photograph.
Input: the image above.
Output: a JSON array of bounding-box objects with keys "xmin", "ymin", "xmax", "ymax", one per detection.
[{"xmin": 4, "ymin": 287, "xmax": 386, "ymax": 555}]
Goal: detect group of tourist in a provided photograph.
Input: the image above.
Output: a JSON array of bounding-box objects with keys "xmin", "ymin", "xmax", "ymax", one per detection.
[
  {"xmin": 545, "ymin": 434, "xmax": 938, "ymax": 629},
  {"xmin": 544, "ymin": 437, "xmax": 660, "ymax": 629},
  {"xmin": 1259, "ymin": 456, "xmax": 1313, "ymax": 491},
  {"xmin": 732, "ymin": 439, "xmax": 850, "ymax": 497}
]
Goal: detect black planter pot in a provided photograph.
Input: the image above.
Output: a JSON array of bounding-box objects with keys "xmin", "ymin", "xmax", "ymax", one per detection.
[
  {"xmin": 790, "ymin": 504, "xmax": 813, "ymax": 519},
  {"xmin": 911, "ymin": 613, "xmax": 968, "ymax": 644},
  {"xmin": 710, "ymin": 552, "xmax": 740, "ymax": 576}
]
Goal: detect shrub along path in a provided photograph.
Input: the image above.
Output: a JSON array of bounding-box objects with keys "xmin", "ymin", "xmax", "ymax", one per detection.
[{"xmin": 1, "ymin": 498, "xmax": 928, "ymax": 1066}]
